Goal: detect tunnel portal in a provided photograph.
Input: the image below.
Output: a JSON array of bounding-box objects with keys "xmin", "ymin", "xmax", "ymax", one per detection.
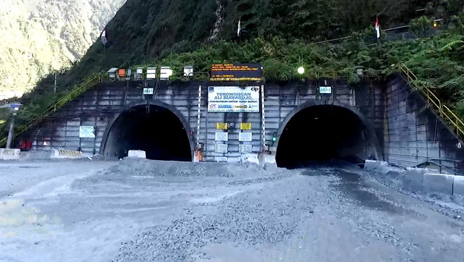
[
  {"xmin": 276, "ymin": 105, "xmax": 378, "ymax": 168},
  {"xmin": 102, "ymin": 104, "xmax": 192, "ymax": 161}
]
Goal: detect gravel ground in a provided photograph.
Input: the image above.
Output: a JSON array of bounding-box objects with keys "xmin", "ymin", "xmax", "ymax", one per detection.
[{"xmin": 0, "ymin": 159, "xmax": 463, "ymax": 262}]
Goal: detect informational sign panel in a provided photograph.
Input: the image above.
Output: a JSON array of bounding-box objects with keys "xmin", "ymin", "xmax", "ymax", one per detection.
[
  {"xmin": 320, "ymin": 86, "xmax": 332, "ymax": 94},
  {"xmin": 216, "ymin": 123, "xmax": 228, "ymax": 130},
  {"xmin": 211, "ymin": 63, "xmax": 262, "ymax": 81},
  {"xmin": 215, "ymin": 132, "xmax": 228, "ymax": 142},
  {"xmin": 79, "ymin": 126, "xmax": 95, "ymax": 138},
  {"xmin": 143, "ymin": 88, "xmax": 154, "ymax": 95},
  {"xmin": 208, "ymin": 86, "xmax": 260, "ymax": 112},
  {"xmin": 239, "ymin": 132, "xmax": 252, "ymax": 142},
  {"xmin": 240, "ymin": 123, "xmax": 252, "ymax": 130},
  {"xmin": 215, "ymin": 143, "xmax": 228, "ymax": 154}
]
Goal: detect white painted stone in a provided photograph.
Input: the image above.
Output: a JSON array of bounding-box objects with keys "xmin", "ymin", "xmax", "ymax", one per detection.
[
  {"xmin": 264, "ymin": 155, "xmax": 276, "ymax": 164},
  {"xmin": 423, "ymin": 173, "xmax": 454, "ymax": 195},
  {"xmin": 453, "ymin": 176, "xmax": 464, "ymax": 196},
  {"xmin": 0, "ymin": 149, "xmax": 20, "ymax": 160},
  {"xmin": 259, "ymin": 154, "xmax": 277, "ymax": 170},
  {"xmin": 127, "ymin": 150, "xmax": 146, "ymax": 159},
  {"xmin": 241, "ymin": 154, "xmax": 259, "ymax": 165}
]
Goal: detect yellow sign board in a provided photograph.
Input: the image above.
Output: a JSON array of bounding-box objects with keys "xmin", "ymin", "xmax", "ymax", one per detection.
[
  {"xmin": 240, "ymin": 123, "xmax": 252, "ymax": 130},
  {"xmin": 216, "ymin": 123, "xmax": 228, "ymax": 130}
]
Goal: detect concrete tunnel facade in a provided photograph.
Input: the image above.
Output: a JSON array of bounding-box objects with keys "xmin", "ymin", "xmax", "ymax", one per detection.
[
  {"xmin": 99, "ymin": 99, "xmax": 380, "ymax": 166},
  {"xmin": 100, "ymin": 101, "xmax": 194, "ymax": 161},
  {"xmin": 22, "ymin": 78, "xmax": 464, "ymax": 173},
  {"xmin": 275, "ymin": 101, "xmax": 381, "ymax": 168}
]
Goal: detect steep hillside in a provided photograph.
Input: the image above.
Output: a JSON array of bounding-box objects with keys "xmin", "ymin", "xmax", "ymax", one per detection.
[
  {"xmin": 75, "ymin": 0, "xmax": 420, "ymax": 72},
  {"xmin": 13, "ymin": 0, "xmax": 464, "ymax": 123},
  {"xmin": 0, "ymin": 0, "xmax": 126, "ymax": 96}
]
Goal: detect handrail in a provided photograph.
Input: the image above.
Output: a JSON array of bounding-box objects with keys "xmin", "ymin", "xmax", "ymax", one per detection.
[
  {"xmin": 397, "ymin": 62, "xmax": 464, "ymax": 139},
  {"xmin": 0, "ymin": 75, "xmax": 102, "ymax": 146},
  {"xmin": 416, "ymin": 160, "xmax": 463, "ymax": 176}
]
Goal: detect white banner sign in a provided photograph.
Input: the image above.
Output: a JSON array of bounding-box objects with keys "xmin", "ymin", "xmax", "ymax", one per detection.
[
  {"xmin": 208, "ymin": 86, "xmax": 260, "ymax": 112},
  {"xmin": 79, "ymin": 126, "xmax": 95, "ymax": 138},
  {"xmin": 215, "ymin": 132, "xmax": 229, "ymax": 142}
]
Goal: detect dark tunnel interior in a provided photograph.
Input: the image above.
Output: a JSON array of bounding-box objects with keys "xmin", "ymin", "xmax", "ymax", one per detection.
[
  {"xmin": 276, "ymin": 105, "xmax": 378, "ymax": 168},
  {"xmin": 103, "ymin": 105, "xmax": 192, "ymax": 161}
]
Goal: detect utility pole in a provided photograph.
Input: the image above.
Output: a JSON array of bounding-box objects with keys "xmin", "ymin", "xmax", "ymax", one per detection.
[
  {"xmin": 6, "ymin": 112, "xmax": 16, "ymax": 149},
  {"xmin": 5, "ymin": 104, "xmax": 21, "ymax": 149}
]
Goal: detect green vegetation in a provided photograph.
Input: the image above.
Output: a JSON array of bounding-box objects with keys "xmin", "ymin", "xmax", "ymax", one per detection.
[{"xmin": 7, "ymin": 0, "xmax": 464, "ymax": 141}]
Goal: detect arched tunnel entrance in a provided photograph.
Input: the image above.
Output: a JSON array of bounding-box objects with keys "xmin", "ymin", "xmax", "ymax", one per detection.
[
  {"xmin": 276, "ymin": 104, "xmax": 379, "ymax": 168},
  {"xmin": 102, "ymin": 104, "xmax": 192, "ymax": 161}
]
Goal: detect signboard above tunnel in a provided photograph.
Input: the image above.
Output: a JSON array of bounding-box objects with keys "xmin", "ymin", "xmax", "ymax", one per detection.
[
  {"xmin": 208, "ymin": 86, "xmax": 260, "ymax": 113},
  {"xmin": 210, "ymin": 63, "xmax": 262, "ymax": 81}
]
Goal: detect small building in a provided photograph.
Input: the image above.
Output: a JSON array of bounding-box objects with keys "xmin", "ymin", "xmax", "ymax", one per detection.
[{"xmin": 107, "ymin": 68, "xmax": 118, "ymax": 80}]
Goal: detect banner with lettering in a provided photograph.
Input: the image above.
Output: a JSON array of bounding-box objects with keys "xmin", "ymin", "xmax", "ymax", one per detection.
[{"xmin": 208, "ymin": 86, "xmax": 260, "ymax": 113}]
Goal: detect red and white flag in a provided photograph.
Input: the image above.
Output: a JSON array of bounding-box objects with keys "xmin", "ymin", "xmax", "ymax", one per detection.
[
  {"xmin": 375, "ymin": 17, "xmax": 380, "ymax": 39},
  {"xmin": 101, "ymin": 27, "xmax": 108, "ymax": 46}
]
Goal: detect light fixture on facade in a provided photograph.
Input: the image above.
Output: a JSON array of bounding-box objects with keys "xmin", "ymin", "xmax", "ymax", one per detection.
[{"xmin": 184, "ymin": 66, "xmax": 194, "ymax": 77}]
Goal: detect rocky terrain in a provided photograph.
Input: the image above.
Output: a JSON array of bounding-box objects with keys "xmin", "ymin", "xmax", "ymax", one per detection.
[{"xmin": 0, "ymin": 0, "xmax": 126, "ymax": 96}]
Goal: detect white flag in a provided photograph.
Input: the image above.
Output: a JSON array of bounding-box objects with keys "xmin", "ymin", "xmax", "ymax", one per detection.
[
  {"xmin": 237, "ymin": 19, "xmax": 241, "ymax": 37},
  {"xmin": 375, "ymin": 17, "xmax": 380, "ymax": 39},
  {"xmin": 101, "ymin": 27, "xmax": 108, "ymax": 46}
]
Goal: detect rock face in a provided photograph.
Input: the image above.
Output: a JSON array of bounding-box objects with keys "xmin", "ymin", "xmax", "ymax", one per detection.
[{"xmin": 0, "ymin": 0, "xmax": 126, "ymax": 95}]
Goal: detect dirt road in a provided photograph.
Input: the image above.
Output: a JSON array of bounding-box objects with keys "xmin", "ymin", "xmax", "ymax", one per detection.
[{"xmin": 0, "ymin": 159, "xmax": 463, "ymax": 262}]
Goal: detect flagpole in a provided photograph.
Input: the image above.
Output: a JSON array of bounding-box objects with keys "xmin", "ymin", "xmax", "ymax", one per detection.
[{"xmin": 237, "ymin": 19, "xmax": 241, "ymax": 43}]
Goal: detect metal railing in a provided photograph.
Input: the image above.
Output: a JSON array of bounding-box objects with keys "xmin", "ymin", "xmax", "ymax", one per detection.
[
  {"xmin": 397, "ymin": 62, "xmax": 464, "ymax": 139},
  {"xmin": 0, "ymin": 75, "xmax": 103, "ymax": 146}
]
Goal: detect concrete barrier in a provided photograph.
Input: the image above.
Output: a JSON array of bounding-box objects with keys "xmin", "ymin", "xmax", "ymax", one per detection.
[
  {"xmin": 0, "ymin": 149, "xmax": 20, "ymax": 160},
  {"xmin": 51, "ymin": 149, "xmax": 83, "ymax": 159},
  {"xmin": 19, "ymin": 150, "xmax": 53, "ymax": 160},
  {"xmin": 402, "ymin": 168, "xmax": 427, "ymax": 193},
  {"xmin": 366, "ymin": 161, "xmax": 464, "ymax": 197},
  {"xmin": 258, "ymin": 154, "xmax": 277, "ymax": 170},
  {"xmin": 127, "ymin": 150, "xmax": 146, "ymax": 159},
  {"xmin": 423, "ymin": 173, "xmax": 455, "ymax": 195},
  {"xmin": 453, "ymin": 176, "xmax": 464, "ymax": 196}
]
